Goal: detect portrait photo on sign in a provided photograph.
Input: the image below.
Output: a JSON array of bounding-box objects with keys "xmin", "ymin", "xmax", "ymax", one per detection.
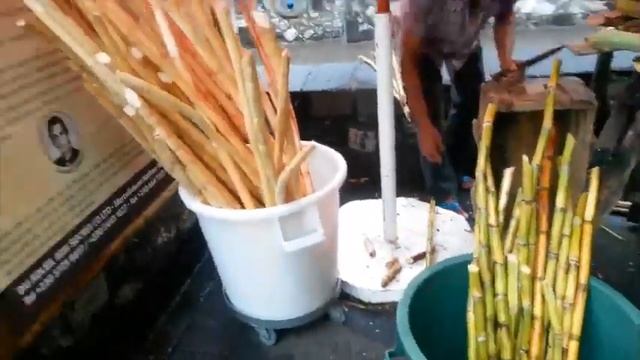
[{"xmin": 39, "ymin": 113, "xmax": 82, "ymax": 172}]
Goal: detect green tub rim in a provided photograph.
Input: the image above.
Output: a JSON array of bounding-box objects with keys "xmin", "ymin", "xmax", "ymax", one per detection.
[{"xmin": 391, "ymin": 254, "xmax": 640, "ymax": 359}]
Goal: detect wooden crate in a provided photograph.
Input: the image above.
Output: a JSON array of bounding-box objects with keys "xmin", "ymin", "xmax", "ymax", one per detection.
[{"xmin": 477, "ymin": 77, "xmax": 597, "ymax": 202}]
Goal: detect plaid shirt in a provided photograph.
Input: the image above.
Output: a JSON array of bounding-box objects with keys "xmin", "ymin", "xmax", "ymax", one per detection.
[{"xmin": 401, "ymin": 0, "xmax": 513, "ymax": 70}]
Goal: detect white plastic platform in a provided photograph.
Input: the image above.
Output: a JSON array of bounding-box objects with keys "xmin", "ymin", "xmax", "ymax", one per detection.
[{"xmin": 338, "ymin": 197, "xmax": 474, "ymax": 303}]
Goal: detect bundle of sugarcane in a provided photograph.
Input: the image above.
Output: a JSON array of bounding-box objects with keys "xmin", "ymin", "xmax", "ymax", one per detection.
[
  {"xmin": 23, "ymin": 0, "xmax": 312, "ymax": 209},
  {"xmin": 467, "ymin": 59, "xmax": 601, "ymax": 360}
]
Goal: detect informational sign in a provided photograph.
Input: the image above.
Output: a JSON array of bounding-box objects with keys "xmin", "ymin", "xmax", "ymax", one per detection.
[{"xmin": 0, "ymin": 0, "xmax": 173, "ymax": 326}]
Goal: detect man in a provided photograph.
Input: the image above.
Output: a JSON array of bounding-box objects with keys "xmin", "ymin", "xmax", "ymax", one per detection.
[
  {"xmin": 47, "ymin": 116, "xmax": 80, "ymax": 168},
  {"xmin": 400, "ymin": 0, "xmax": 518, "ymax": 215}
]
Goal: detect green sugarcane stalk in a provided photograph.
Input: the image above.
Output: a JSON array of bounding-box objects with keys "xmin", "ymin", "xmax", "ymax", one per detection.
[
  {"xmin": 470, "ymin": 263, "xmax": 490, "ymax": 360},
  {"xmin": 545, "ymin": 135, "xmax": 576, "ymax": 286},
  {"xmin": 504, "ymin": 189, "xmax": 522, "ymax": 255},
  {"xmin": 567, "ymin": 168, "xmax": 600, "ymax": 360},
  {"xmin": 517, "ymin": 157, "xmax": 534, "ymax": 267},
  {"xmin": 507, "ymin": 254, "xmax": 519, "ymax": 340},
  {"xmin": 498, "ymin": 325, "xmax": 514, "ymax": 360},
  {"xmin": 474, "ymin": 103, "xmax": 498, "ymax": 360},
  {"xmin": 469, "ymin": 294, "xmax": 478, "ymax": 360},
  {"xmin": 562, "ymin": 193, "xmax": 587, "ymax": 351},
  {"xmin": 527, "ymin": 210, "xmax": 537, "ymax": 270},
  {"xmin": 554, "ymin": 198, "xmax": 573, "ymax": 308},
  {"xmin": 516, "ymin": 265, "xmax": 533, "ymax": 360},
  {"xmin": 542, "ymin": 280, "xmax": 563, "ymax": 360},
  {"xmin": 530, "ymin": 58, "xmax": 561, "ymax": 360},
  {"xmin": 532, "ymin": 59, "xmax": 561, "ymax": 167}
]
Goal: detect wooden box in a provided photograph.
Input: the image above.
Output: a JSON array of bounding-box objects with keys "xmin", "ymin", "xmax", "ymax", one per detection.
[{"xmin": 477, "ymin": 77, "xmax": 598, "ymax": 200}]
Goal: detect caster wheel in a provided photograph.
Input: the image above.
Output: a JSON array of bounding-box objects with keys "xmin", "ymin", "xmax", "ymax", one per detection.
[
  {"xmin": 255, "ymin": 327, "xmax": 277, "ymax": 346},
  {"xmin": 328, "ymin": 305, "xmax": 346, "ymax": 324}
]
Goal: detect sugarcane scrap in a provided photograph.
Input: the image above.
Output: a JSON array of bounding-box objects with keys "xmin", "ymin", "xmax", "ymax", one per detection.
[
  {"xmin": 426, "ymin": 198, "xmax": 437, "ymax": 267},
  {"xmin": 381, "ymin": 258, "xmax": 402, "ymax": 288},
  {"xmin": 406, "ymin": 251, "xmax": 426, "ymax": 264},
  {"xmin": 363, "ymin": 237, "xmax": 376, "ymax": 258},
  {"xmin": 25, "ymin": 0, "xmax": 312, "ymax": 210}
]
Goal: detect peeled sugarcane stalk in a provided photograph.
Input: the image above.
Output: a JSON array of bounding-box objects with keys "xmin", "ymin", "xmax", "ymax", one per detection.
[
  {"xmin": 469, "ymin": 263, "xmax": 490, "ymax": 360},
  {"xmin": 545, "ymin": 135, "xmax": 577, "ymax": 286},
  {"xmin": 275, "ymin": 144, "xmax": 315, "ymax": 205},
  {"xmin": 274, "ymin": 50, "xmax": 292, "ymax": 175},
  {"xmin": 530, "ymin": 60, "xmax": 562, "ymax": 360},
  {"xmin": 240, "ymin": 53, "xmax": 278, "ymax": 206},
  {"xmin": 567, "ymin": 168, "xmax": 600, "ymax": 360},
  {"xmin": 504, "ymin": 189, "xmax": 522, "ymax": 255},
  {"xmin": 426, "ymin": 198, "xmax": 437, "ymax": 267},
  {"xmin": 498, "ymin": 167, "xmax": 516, "ymax": 231},
  {"xmin": 562, "ymin": 193, "xmax": 587, "ymax": 350},
  {"xmin": 382, "ymin": 258, "xmax": 402, "ymax": 288}
]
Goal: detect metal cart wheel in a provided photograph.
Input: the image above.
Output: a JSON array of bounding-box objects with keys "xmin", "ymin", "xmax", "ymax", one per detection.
[
  {"xmin": 255, "ymin": 326, "xmax": 278, "ymax": 346},
  {"xmin": 327, "ymin": 304, "xmax": 346, "ymax": 324}
]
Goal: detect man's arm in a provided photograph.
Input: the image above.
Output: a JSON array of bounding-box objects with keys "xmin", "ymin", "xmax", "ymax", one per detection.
[
  {"xmin": 400, "ymin": 27, "xmax": 444, "ymax": 163},
  {"xmin": 493, "ymin": 2, "xmax": 517, "ymax": 71}
]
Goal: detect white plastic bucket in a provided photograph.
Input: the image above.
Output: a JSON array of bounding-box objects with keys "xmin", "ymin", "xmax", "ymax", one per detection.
[{"xmin": 179, "ymin": 141, "xmax": 347, "ymax": 321}]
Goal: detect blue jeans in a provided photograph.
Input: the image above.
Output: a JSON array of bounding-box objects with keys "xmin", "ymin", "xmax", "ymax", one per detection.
[{"xmin": 418, "ymin": 48, "xmax": 484, "ymax": 202}]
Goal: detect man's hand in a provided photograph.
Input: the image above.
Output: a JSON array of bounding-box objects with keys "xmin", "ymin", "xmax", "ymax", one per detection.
[
  {"xmin": 494, "ymin": 59, "xmax": 524, "ymax": 85},
  {"xmin": 417, "ymin": 123, "xmax": 445, "ymax": 164}
]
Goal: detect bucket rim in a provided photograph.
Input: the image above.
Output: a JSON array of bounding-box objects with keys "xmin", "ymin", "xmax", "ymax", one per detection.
[{"xmin": 178, "ymin": 141, "xmax": 348, "ymax": 221}]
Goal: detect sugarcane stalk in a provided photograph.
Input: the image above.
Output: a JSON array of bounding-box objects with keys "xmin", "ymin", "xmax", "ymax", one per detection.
[
  {"xmin": 274, "ymin": 50, "xmax": 292, "ymax": 175},
  {"xmin": 382, "ymin": 258, "xmax": 402, "ymax": 288},
  {"xmin": 470, "ymin": 263, "xmax": 490, "ymax": 360},
  {"xmin": 562, "ymin": 193, "xmax": 587, "ymax": 351},
  {"xmin": 545, "ymin": 135, "xmax": 576, "ymax": 286},
  {"xmin": 275, "ymin": 144, "xmax": 315, "ymax": 205},
  {"xmin": 507, "ymin": 254, "xmax": 519, "ymax": 339},
  {"xmin": 567, "ymin": 168, "xmax": 600, "ymax": 360},
  {"xmin": 517, "ymin": 157, "xmax": 534, "ymax": 267},
  {"xmin": 240, "ymin": 53, "xmax": 278, "ymax": 206},
  {"xmin": 486, "ymin": 167, "xmax": 512, "ymax": 356},
  {"xmin": 426, "ymin": 198, "xmax": 437, "ymax": 267},
  {"xmin": 542, "ymin": 280, "xmax": 563, "ymax": 360},
  {"xmin": 529, "ymin": 62, "xmax": 561, "ymax": 359},
  {"xmin": 504, "ymin": 189, "xmax": 522, "ymax": 255},
  {"xmin": 532, "ymin": 59, "xmax": 561, "ymax": 166},
  {"xmin": 499, "ymin": 167, "xmax": 516, "ymax": 231},
  {"xmin": 553, "ymin": 197, "xmax": 573, "ymax": 309},
  {"xmin": 474, "ymin": 104, "xmax": 498, "ymax": 360},
  {"xmin": 469, "ymin": 294, "xmax": 478, "ymax": 360},
  {"xmin": 516, "ymin": 265, "xmax": 533, "ymax": 360}
]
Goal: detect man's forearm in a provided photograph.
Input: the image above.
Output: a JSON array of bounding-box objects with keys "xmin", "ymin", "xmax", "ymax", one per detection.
[
  {"xmin": 494, "ymin": 12, "xmax": 515, "ymax": 69},
  {"xmin": 401, "ymin": 55, "xmax": 431, "ymax": 131}
]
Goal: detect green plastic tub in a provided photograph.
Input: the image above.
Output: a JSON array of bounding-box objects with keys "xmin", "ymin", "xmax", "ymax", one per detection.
[{"xmin": 386, "ymin": 255, "xmax": 640, "ymax": 360}]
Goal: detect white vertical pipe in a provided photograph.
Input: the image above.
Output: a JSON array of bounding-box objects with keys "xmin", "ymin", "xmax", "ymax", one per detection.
[{"xmin": 375, "ymin": 13, "xmax": 397, "ymax": 243}]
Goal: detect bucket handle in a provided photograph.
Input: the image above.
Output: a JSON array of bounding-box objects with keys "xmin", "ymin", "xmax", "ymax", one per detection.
[
  {"xmin": 281, "ymin": 229, "xmax": 325, "ymax": 252},
  {"xmin": 278, "ymin": 205, "xmax": 325, "ymax": 252}
]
